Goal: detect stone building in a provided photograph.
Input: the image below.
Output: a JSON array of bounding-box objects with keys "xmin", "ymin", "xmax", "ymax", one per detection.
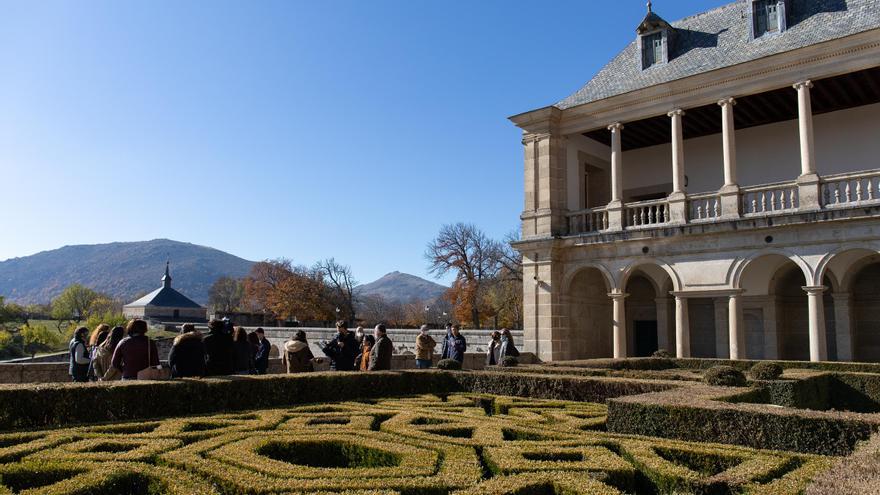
[
  {"xmin": 123, "ymin": 263, "xmax": 207, "ymax": 323},
  {"xmin": 510, "ymin": 0, "xmax": 880, "ymax": 363}
]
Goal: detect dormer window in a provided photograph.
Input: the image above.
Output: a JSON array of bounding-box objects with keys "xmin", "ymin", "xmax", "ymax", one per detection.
[
  {"xmin": 642, "ymin": 32, "xmax": 664, "ymax": 68},
  {"xmin": 750, "ymin": 0, "xmax": 787, "ymax": 39}
]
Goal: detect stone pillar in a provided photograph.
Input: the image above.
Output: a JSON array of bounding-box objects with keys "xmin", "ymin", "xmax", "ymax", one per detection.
[
  {"xmin": 655, "ymin": 297, "xmax": 670, "ymax": 352},
  {"xmin": 667, "ymin": 109, "xmax": 688, "ymax": 223},
  {"xmin": 718, "ymin": 97, "xmax": 740, "ymax": 219},
  {"xmin": 832, "ymin": 292, "xmax": 853, "ymax": 362},
  {"xmin": 803, "ymin": 285, "xmax": 828, "ymax": 362},
  {"xmin": 714, "ymin": 298, "xmax": 729, "ymax": 359},
  {"xmin": 609, "ymin": 291, "xmax": 628, "ymax": 358},
  {"xmin": 794, "ymin": 81, "xmax": 821, "ymax": 210},
  {"xmin": 523, "ymin": 250, "xmax": 569, "ymax": 362},
  {"xmin": 607, "ymin": 123, "xmax": 625, "ymax": 231},
  {"xmin": 728, "ymin": 293, "xmax": 746, "ymax": 360},
  {"xmin": 675, "ymin": 295, "xmax": 690, "ymax": 358}
]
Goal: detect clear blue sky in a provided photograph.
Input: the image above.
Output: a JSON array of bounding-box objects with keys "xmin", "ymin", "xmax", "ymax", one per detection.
[{"xmin": 0, "ymin": 0, "xmax": 721, "ymax": 285}]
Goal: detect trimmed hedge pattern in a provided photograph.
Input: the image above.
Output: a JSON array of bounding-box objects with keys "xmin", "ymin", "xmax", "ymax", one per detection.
[{"xmin": 0, "ymin": 393, "xmax": 831, "ymax": 495}]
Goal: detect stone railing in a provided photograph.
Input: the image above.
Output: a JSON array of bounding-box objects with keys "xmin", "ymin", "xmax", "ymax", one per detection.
[
  {"xmin": 625, "ymin": 198, "xmax": 670, "ymax": 229},
  {"xmin": 687, "ymin": 191, "xmax": 721, "ymax": 222},
  {"xmin": 567, "ymin": 206, "xmax": 609, "ymax": 235},
  {"xmin": 741, "ymin": 181, "xmax": 799, "ymax": 217},
  {"xmin": 821, "ymin": 170, "xmax": 880, "ymax": 208}
]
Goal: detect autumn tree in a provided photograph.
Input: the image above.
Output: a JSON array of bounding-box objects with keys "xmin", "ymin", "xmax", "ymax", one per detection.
[
  {"xmin": 242, "ymin": 259, "xmax": 329, "ymax": 323},
  {"xmin": 208, "ymin": 276, "xmax": 245, "ymax": 313},
  {"xmin": 426, "ymin": 223, "xmax": 501, "ymax": 328},
  {"xmin": 315, "ymin": 258, "xmax": 358, "ymax": 323}
]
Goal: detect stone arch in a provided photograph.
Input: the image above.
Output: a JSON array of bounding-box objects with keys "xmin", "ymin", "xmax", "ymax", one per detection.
[
  {"xmin": 619, "ymin": 258, "xmax": 682, "ymax": 293},
  {"xmin": 846, "ymin": 255, "xmax": 880, "ymax": 362},
  {"xmin": 565, "ymin": 266, "xmax": 613, "ymax": 360},
  {"xmin": 734, "ymin": 251, "xmax": 812, "ymax": 296},
  {"xmin": 563, "ymin": 263, "xmax": 616, "ymax": 294},
  {"xmin": 815, "ymin": 244, "xmax": 880, "ymax": 292},
  {"xmin": 622, "ymin": 265, "xmax": 676, "ymax": 357}
]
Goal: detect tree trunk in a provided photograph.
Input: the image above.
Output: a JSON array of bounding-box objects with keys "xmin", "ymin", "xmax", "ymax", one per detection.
[{"xmin": 471, "ymin": 307, "xmax": 480, "ymax": 329}]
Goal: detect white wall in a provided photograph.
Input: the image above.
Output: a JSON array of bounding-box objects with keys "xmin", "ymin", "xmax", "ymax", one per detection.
[
  {"xmin": 567, "ymin": 102, "xmax": 880, "ymax": 202},
  {"xmin": 565, "ymin": 134, "xmax": 611, "ymax": 211}
]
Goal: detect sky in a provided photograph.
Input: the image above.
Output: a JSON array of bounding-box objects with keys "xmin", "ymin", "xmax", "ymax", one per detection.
[{"xmin": 0, "ymin": 0, "xmax": 722, "ymax": 285}]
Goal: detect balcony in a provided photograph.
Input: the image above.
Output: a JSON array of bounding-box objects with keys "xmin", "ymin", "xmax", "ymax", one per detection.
[{"xmin": 565, "ymin": 169, "xmax": 880, "ymax": 237}]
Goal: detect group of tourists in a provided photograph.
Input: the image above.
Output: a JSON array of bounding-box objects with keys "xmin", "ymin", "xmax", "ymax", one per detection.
[{"xmin": 70, "ymin": 318, "xmax": 518, "ymax": 382}]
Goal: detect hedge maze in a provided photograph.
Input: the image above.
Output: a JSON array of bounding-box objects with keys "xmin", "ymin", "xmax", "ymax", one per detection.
[{"xmin": 0, "ymin": 393, "xmax": 834, "ymax": 494}]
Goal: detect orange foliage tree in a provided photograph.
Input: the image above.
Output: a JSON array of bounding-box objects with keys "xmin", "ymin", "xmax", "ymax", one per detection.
[{"xmin": 242, "ymin": 259, "xmax": 330, "ymax": 323}]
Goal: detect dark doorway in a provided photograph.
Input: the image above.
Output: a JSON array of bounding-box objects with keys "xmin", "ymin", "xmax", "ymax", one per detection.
[
  {"xmin": 173, "ymin": 309, "xmax": 180, "ymax": 319},
  {"xmin": 634, "ymin": 320, "xmax": 659, "ymax": 357}
]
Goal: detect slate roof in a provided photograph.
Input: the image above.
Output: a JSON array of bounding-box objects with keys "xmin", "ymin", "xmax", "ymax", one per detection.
[
  {"xmin": 124, "ymin": 286, "xmax": 204, "ymax": 309},
  {"xmin": 556, "ymin": 0, "xmax": 880, "ymax": 110}
]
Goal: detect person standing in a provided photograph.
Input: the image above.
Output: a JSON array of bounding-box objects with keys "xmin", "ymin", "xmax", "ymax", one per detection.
[
  {"xmin": 232, "ymin": 327, "xmax": 253, "ymax": 374},
  {"xmin": 499, "ymin": 328, "xmax": 520, "ymax": 360},
  {"xmin": 486, "ymin": 331, "xmax": 501, "ymax": 366},
  {"xmin": 446, "ymin": 324, "xmax": 467, "ymax": 364},
  {"xmin": 368, "ymin": 324, "xmax": 393, "ymax": 371},
  {"xmin": 107, "ymin": 319, "xmax": 160, "ymax": 381},
  {"xmin": 68, "ymin": 326, "xmax": 91, "ymax": 382},
  {"xmin": 94, "ymin": 326, "xmax": 125, "ymax": 380},
  {"xmin": 87, "ymin": 324, "xmax": 111, "ymax": 381},
  {"xmin": 282, "ymin": 330, "xmax": 315, "ymax": 373},
  {"xmin": 321, "ymin": 321, "xmax": 359, "ymax": 371},
  {"xmin": 204, "ymin": 319, "xmax": 236, "ymax": 376},
  {"xmin": 359, "ymin": 335, "xmax": 375, "ymax": 371},
  {"xmin": 254, "ymin": 328, "xmax": 271, "ymax": 374},
  {"xmin": 168, "ymin": 323, "xmax": 206, "ymax": 378},
  {"xmin": 415, "ymin": 325, "xmax": 436, "ymax": 369},
  {"xmin": 440, "ymin": 323, "xmax": 452, "ymax": 360}
]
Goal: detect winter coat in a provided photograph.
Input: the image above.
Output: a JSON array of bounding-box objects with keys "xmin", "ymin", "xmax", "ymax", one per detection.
[
  {"xmin": 282, "ymin": 340, "xmax": 314, "ymax": 373},
  {"xmin": 499, "ymin": 336, "xmax": 520, "ymax": 359},
  {"xmin": 358, "ymin": 343, "xmax": 371, "ymax": 371},
  {"xmin": 415, "ymin": 334, "xmax": 436, "ymax": 361},
  {"xmin": 322, "ymin": 331, "xmax": 359, "ymax": 371},
  {"xmin": 233, "ymin": 339, "xmax": 254, "ymax": 373},
  {"xmin": 446, "ymin": 334, "xmax": 467, "ymax": 363},
  {"xmin": 92, "ymin": 341, "xmax": 115, "ymax": 380},
  {"xmin": 110, "ymin": 335, "xmax": 160, "ymax": 380},
  {"xmin": 203, "ymin": 330, "xmax": 236, "ymax": 376},
  {"xmin": 68, "ymin": 337, "xmax": 90, "ymax": 381},
  {"xmin": 168, "ymin": 332, "xmax": 206, "ymax": 378},
  {"xmin": 440, "ymin": 328, "xmax": 452, "ymax": 359},
  {"xmin": 368, "ymin": 336, "xmax": 393, "ymax": 371},
  {"xmin": 486, "ymin": 340, "xmax": 500, "ymax": 366},
  {"xmin": 254, "ymin": 338, "xmax": 271, "ymax": 373}
]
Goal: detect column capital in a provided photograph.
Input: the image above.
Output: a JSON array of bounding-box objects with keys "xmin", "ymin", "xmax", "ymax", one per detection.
[
  {"xmin": 521, "ymin": 132, "xmax": 553, "ymax": 145},
  {"xmin": 831, "ymin": 291, "xmax": 851, "ymax": 301},
  {"xmin": 717, "ymin": 96, "xmax": 736, "ymax": 107},
  {"xmin": 667, "ymin": 108, "xmax": 686, "ymax": 118},
  {"xmin": 607, "ymin": 122, "xmax": 624, "ymax": 132},
  {"xmin": 793, "ymin": 80, "xmax": 813, "ymax": 91},
  {"xmin": 802, "ymin": 285, "xmax": 828, "ymax": 295},
  {"xmin": 607, "ymin": 292, "xmax": 629, "ymax": 300}
]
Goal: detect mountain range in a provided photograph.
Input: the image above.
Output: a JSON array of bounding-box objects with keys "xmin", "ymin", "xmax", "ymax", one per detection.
[{"xmin": 0, "ymin": 239, "xmax": 446, "ymax": 306}]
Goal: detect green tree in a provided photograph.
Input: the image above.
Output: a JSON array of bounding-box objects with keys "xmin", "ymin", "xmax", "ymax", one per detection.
[
  {"xmin": 19, "ymin": 323, "xmax": 62, "ymax": 358},
  {"xmin": 208, "ymin": 277, "xmax": 245, "ymax": 313},
  {"xmin": 50, "ymin": 284, "xmax": 102, "ymax": 323}
]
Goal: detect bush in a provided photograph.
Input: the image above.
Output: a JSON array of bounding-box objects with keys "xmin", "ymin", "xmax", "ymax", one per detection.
[
  {"xmin": 750, "ymin": 362, "xmax": 784, "ymax": 381},
  {"xmin": 652, "ymin": 349, "xmax": 672, "ymax": 358},
  {"xmin": 437, "ymin": 359, "xmax": 462, "ymax": 371},
  {"xmin": 703, "ymin": 366, "xmax": 747, "ymax": 387},
  {"xmin": 500, "ymin": 356, "xmax": 519, "ymax": 368}
]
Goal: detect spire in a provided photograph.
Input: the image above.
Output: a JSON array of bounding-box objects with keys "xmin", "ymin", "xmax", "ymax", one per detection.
[
  {"xmin": 647, "ymin": 1, "xmax": 652, "ymax": 13},
  {"xmin": 162, "ymin": 261, "xmax": 172, "ymax": 288}
]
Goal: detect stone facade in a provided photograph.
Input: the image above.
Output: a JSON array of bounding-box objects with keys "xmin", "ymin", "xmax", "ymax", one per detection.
[{"xmin": 510, "ymin": 3, "xmax": 880, "ymax": 363}]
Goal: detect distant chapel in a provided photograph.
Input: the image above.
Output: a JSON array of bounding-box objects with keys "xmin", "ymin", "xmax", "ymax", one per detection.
[{"xmin": 122, "ymin": 262, "xmax": 207, "ymax": 323}]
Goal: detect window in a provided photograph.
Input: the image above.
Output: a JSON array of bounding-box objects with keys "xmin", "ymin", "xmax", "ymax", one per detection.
[
  {"xmin": 753, "ymin": 0, "xmax": 779, "ymax": 37},
  {"xmin": 642, "ymin": 32, "xmax": 663, "ymax": 68}
]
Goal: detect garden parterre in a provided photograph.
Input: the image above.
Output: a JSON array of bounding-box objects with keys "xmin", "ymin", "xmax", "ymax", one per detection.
[{"xmin": 0, "ymin": 393, "xmax": 833, "ymax": 495}]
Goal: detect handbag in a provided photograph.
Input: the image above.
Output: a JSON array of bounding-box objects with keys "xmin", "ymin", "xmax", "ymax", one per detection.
[{"xmin": 137, "ymin": 337, "xmax": 170, "ymax": 380}]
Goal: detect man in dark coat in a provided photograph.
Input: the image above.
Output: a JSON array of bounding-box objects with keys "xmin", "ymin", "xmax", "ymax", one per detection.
[
  {"xmin": 254, "ymin": 328, "xmax": 271, "ymax": 374},
  {"xmin": 440, "ymin": 323, "xmax": 452, "ymax": 359},
  {"xmin": 446, "ymin": 324, "xmax": 467, "ymax": 363},
  {"xmin": 68, "ymin": 326, "xmax": 90, "ymax": 382},
  {"xmin": 168, "ymin": 323, "xmax": 206, "ymax": 378},
  {"xmin": 322, "ymin": 321, "xmax": 359, "ymax": 371},
  {"xmin": 203, "ymin": 319, "xmax": 235, "ymax": 376},
  {"xmin": 368, "ymin": 324, "xmax": 393, "ymax": 371}
]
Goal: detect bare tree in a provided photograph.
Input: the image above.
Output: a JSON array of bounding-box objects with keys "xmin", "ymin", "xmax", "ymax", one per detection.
[
  {"xmin": 315, "ymin": 258, "xmax": 358, "ymax": 323},
  {"xmin": 425, "ymin": 223, "xmax": 501, "ymax": 328},
  {"xmin": 208, "ymin": 276, "xmax": 244, "ymax": 313}
]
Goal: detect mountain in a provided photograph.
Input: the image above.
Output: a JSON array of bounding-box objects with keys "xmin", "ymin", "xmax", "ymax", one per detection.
[
  {"xmin": 0, "ymin": 239, "xmax": 254, "ymax": 305},
  {"xmin": 356, "ymin": 271, "xmax": 448, "ymax": 303}
]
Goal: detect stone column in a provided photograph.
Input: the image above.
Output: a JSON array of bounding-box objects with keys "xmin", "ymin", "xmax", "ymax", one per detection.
[
  {"xmin": 728, "ymin": 293, "xmax": 746, "ymax": 360},
  {"xmin": 803, "ymin": 285, "xmax": 828, "ymax": 362},
  {"xmin": 718, "ymin": 97, "xmax": 740, "ymax": 219},
  {"xmin": 832, "ymin": 292, "xmax": 853, "ymax": 362},
  {"xmin": 655, "ymin": 297, "xmax": 670, "ymax": 352},
  {"xmin": 667, "ymin": 109, "xmax": 688, "ymax": 223},
  {"xmin": 523, "ymin": 250, "xmax": 569, "ymax": 362},
  {"xmin": 675, "ymin": 295, "xmax": 690, "ymax": 358},
  {"xmin": 794, "ymin": 81, "xmax": 821, "ymax": 210},
  {"xmin": 609, "ymin": 291, "xmax": 628, "ymax": 358},
  {"xmin": 714, "ymin": 298, "xmax": 729, "ymax": 358},
  {"xmin": 607, "ymin": 123, "xmax": 625, "ymax": 230}
]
